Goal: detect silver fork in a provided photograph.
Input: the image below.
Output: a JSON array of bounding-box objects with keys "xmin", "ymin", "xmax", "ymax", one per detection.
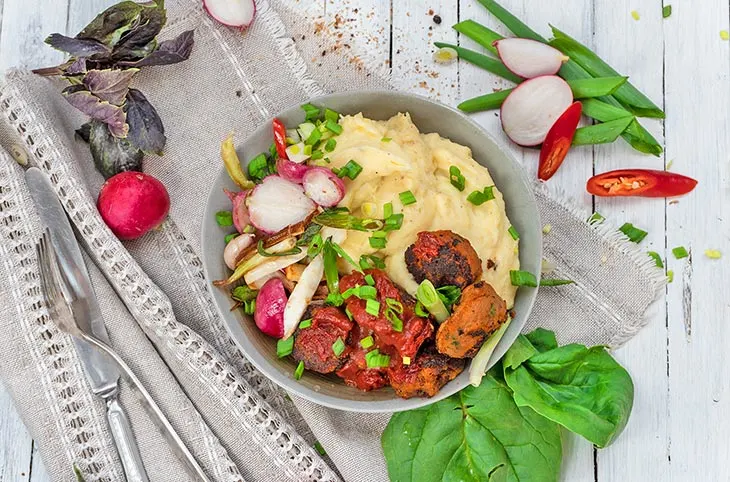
[{"xmin": 36, "ymin": 232, "xmax": 212, "ymax": 482}]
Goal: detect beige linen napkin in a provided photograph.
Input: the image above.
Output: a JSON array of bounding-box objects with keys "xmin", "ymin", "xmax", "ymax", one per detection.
[{"xmin": 0, "ymin": 0, "xmax": 665, "ymax": 481}]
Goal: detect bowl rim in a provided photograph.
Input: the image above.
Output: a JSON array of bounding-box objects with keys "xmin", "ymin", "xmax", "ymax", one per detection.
[{"xmin": 201, "ymin": 89, "xmax": 542, "ymax": 412}]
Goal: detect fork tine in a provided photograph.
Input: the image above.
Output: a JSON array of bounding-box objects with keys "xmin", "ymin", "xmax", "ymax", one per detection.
[{"xmin": 37, "ymin": 231, "xmax": 60, "ymax": 308}]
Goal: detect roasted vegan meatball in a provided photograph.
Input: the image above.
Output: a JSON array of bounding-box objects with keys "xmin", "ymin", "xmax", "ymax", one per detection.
[
  {"xmin": 388, "ymin": 345, "xmax": 465, "ymax": 398},
  {"xmin": 435, "ymin": 281, "xmax": 507, "ymax": 358},
  {"xmin": 292, "ymin": 306, "xmax": 352, "ymax": 373},
  {"xmin": 405, "ymin": 230, "xmax": 483, "ymax": 289}
]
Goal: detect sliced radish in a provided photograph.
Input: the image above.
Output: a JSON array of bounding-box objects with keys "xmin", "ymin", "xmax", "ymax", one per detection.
[
  {"xmin": 276, "ymin": 158, "xmax": 309, "ymax": 184},
  {"xmin": 302, "ymin": 167, "xmax": 345, "ymax": 207},
  {"xmin": 285, "ymin": 142, "xmax": 310, "ymax": 164},
  {"xmin": 500, "ymin": 75, "xmax": 574, "ymax": 147},
  {"xmin": 224, "ymin": 190, "xmax": 251, "ymax": 233},
  {"xmin": 282, "ymin": 254, "xmax": 324, "ymax": 339},
  {"xmin": 254, "ymin": 278, "xmax": 286, "ymax": 338},
  {"xmin": 247, "ymin": 176, "xmax": 316, "ymax": 234},
  {"xmin": 243, "ymin": 250, "xmax": 308, "ymax": 287},
  {"xmin": 223, "ymin": 233, "xmax": 256, "ymax": 270},
  {"xmin": 495, "ymin": 38, "xmax": 569, "ymax": 79},
  {"xmin": 203, "ymin": 0, "xmax": 256, "ymax": 30}
]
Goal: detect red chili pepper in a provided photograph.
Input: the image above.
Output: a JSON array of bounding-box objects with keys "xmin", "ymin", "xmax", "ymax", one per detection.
[
  {"xmin": 272, "ymin": 118, "xmax": 289, "ymax": 160},
  {"xmin": 587, "ymin": 169, "xmax": 698, "ymax": 197},
  {"xmin": 538, "ymin": 101, "xmax": 582, "ymax": 181}
]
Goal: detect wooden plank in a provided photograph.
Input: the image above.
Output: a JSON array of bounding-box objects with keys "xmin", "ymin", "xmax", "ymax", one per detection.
[
  {"xmin": 0, "ymin": 384, "xmax": 33, "ymax": 481},
  {"xmin": 590, "ymin": 2, "xmax": 670, "ymax": 481},
  {"xmin": 67, "ymin": 0, "xmax": 117, "ymax": 34},
  {"xmin": 457, "ymin": 1, "xmax": 596, "ymax": 480},
  {"xmin": 29, "ymin": 442, "xmax": 51, "ymax": 482},
  {"xmin": 664, "ymin": 0, "xmax": 730, "ymax": 479}
]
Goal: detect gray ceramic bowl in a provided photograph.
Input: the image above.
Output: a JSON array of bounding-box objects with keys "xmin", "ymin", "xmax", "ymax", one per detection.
[{"xmin": 202, "ymin": 91, "xmax": 541, "ymax": 412}]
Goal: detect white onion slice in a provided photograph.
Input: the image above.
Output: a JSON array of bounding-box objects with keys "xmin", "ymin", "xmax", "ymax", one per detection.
[
  {"xmin": 203, "ymin": 0, "xmax": 255, "ymax": 30},
  {"xmin": 500, "ymin": 75, "xmax": 573, "ymax": 146},
  {"xmin": 495, "ymin": 38, "xmax": 569, "ymax": 79},
  {"xmin": 285, "ymin": 142, "xmax": 310, "ymax": 164},
  {"xmin": 247, "ymin": 176, "xmax": 316, "ymax": 234},
  {"xmin": 223, "ymin": 233, "xmax": 256, "ymax": 270},
  {"xmin": 244, "ymin": 250, "xmax": 308, "ymax": 287},
  {"xmin": 303, "ymin": 167, "xmax": 345, "ymax": 207},
  {"xmin": 282, "ymin": 254, "xmax": 324, "ymax": 339},
  {"xmin": 468, "ymin": 316, "xmax": 512, "ymax": 387}
]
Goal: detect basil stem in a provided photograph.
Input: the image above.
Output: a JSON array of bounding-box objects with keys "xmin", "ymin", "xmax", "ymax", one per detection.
[
  {"xmin": 573, "ymin": 117, "xmax": 634, "ymax": 146},
  {"xmin": 433, "ymin": 42, "xmax": 522, "ymax": 84}
]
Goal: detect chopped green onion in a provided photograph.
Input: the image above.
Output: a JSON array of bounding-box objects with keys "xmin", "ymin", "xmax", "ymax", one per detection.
[
  {"xmin": 224, "ymin": 233, "xmax": 237, "ymax": 244},
  {"xmin": 399, "ymin": 190, "xmax": 417, "ymax": 205},
  {"xmin": 303, "ymin": 144, "xmax": 313, "ymax": 156},
  {"xmin": 383, "ymin": 202, "xmax": 393, "ymax": 219},
  {"xmin": 365, "ymin": 274, "xmax": 375, "ymax": 286},
  {"xmin": 667, "ymin": 270, "xmax": 674, "ymax": 283},
  {"xmin": 385, "ymin": 307, "xmax": 403, "ymax": 332},
  {"xmin": 619, "ymin": 223, "xmax": 648, "ymax": 243},
  {"xmin": 540, "ymin": 278, "xmax": 575, "ymax": 287},
  {"xmin": 360, "ymin": 336, "xmax": 374, "ymax": 349},
  {"xmin": 324, "ymin": 138, "xmax": 337, "ymax": 152},
  {"xmin": 310, "ymin": 149, "xmax": 324, "ymax": 160},
  {"xmin": 336, "ymin": 160, "xmax": 363, "ymax": 180},
  {"xmin": 359, "ymin": 254, "xmax": 386, "ymax": 270},
  {"xmin": 510, "ymin": 270, "xmax": 538, "ymax": 287},
  {"xmin": 323, "ymin": 240, "xmax": 342, "ymax": 306},
  {"xmin": 587, "ymin": 212, "xmax": 605, "ymax": 224},
  {"xmin": 432, "ymin": 42, "xmax": 523, "ymax": 83},
  {"xmin": 314, "ymin": 208, "xmax": 383, "ymax": 231},
  {"xmin": 277, "ymin": 337, "xmax": 294, "ymax": 358},
  {"xmin": 452, "ymin": 19, "xmax": 502, "ymax": 55},
  {"xmin": 662, "ymin": 5, "xmax": 672, "ymax": 18},
  {"xmin": 648, "ymin": 251, "xmax": 664, "ymax": 268},
  {"xmin": 231, "ymin": 285, "xmax": 257, "ymax": 302},
  {"xmin": 247, "ymin": 153, "xmax": 270, "ymax": 182},
  {"xmin": 414, "ymin": 301, "xmax": 429, "ymax": 318},
  {"xmin": 294, "ymin": 361, "xmax": 305, "ymax": 380},
  {"xmin": 314, "ymin": 441, "xmax": 327, "ymax": 456},
  {"xmin": 467, "ymin": 190, "xmax": 488, "ymax": 205},
  {"xmin": 369, "ymin": 236, "xmax": 387, "ymax": 249},
  {"xmin": 268, "ymin": 142, "xmax": 277, "ymax": 159},
  {"xmin": 508, "ymin": 226, "xmax": 520, "ymax": 241},
  {"xmin": 307, "ymin": 233, "xmax": 324, "ymax": 258},
  {"xmin": 331, "ymin": 241, "xmax": 362, "ymax": 272},
  {"xmin": 216, "ymin": 211, "xmax": 233, "ymax": 227},
  {"xmin": 365, "ymin": 349, "xmax": 391, "ymax": 368},
  {"xmin": 305, "ymin": 127, "xmax": 322, "ymax": 146},
  {"xmin": 384, "ymin": 213, "xmax": 404, "ymax": 232},
  {"xmin": 416, "ymin": 280, "xmax": 449, "ymax": 322},
  {"xmin": 257, "ymin": 239, "xmax": 302, "ymax": 258},
  {"xmin": 385, "ymin": 298, "xmax": 404, "ymax": 314},
  {"xmin": 359, "ymin": 285, "xmax": 377, "ymax": 300},
  {"xmin": 326, "ymin": 292, "xmax": 344, "ymax": 307},
  {"xmin": 301, "ymin": 103, "xmax": 320, "ymax": 121},
  {"xmin": 243, "ymin": 225, "xmax": 255, "ymax": 234},
  {"xmin": 325, "ymin": 119, "xmax": 343, "ymax": 135},
  {"xmin": 371, "ymin": 231, "xmax": 387, "ymax": 238},
  {"xmin": 365, "ymin": 299, "xmax": 381, "ymax": 316},
  {"xmin": 381, "ymin": 137, "xmax": 392, "ymax": 142},
  {"xmin": 449, "ymin": 166, "xmax": 465, "ymax": 191},
  {"xmin": 484, "ymin": 185, "xmax": 495, "ymax": 201},
  {"xmin": 542, "ymin": 225, "xmax": 552, "ymax": 235},
  {"xmin": 242, "ymin": 299, "xmax": 256, "ymax": 315},
  {"xmin": 345, "ymin": 306, "xmax": 353, "ymax": 320},
  {"xmin": 299, "ymin": 319, "xmax": 312, "ymax": 329},
  {"xmin": 324, "ymin": 108, "xmax": 340, "ymax": 123},
  {"xmin": 332, "ymin": 337, "xmax": 346, "ymax": 356},
  {"xmin": 436, "ymin": 285, "xmax": 461, "ymax": 311},
  {"xmin": 672, "ymin": 246, "xmax": 689, "ymax": 259},
  {"xmin": 705, "ymin": 249, "xmax": 722, "ymax": 259}
]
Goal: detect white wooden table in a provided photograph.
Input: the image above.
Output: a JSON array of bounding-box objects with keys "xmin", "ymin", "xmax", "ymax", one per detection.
[{"xmin": 1, "ymin": 0, "xmax": 727, "ymax": 480}]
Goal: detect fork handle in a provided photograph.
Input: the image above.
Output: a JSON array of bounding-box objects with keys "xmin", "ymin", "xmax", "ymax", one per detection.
[
  {"xmin": 80, "ymin": 333, "xmax": 212, "ymax": 482},
  {"xmin": 106, "ymin": 396, "xmax": 150, "ymax": 482}
]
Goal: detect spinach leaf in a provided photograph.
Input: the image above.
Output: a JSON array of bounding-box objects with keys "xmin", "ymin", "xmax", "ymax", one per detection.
[
  {"xmin": 382, "ymin": 369, "xmax": 562, "ymax": 482},
  {"xmin": 503, "ymin": 333, "xmax": 634, "ymax": 448},
  {"xmin": 525, "ymin": 328, "xmax": 558, "ymax": 353}
]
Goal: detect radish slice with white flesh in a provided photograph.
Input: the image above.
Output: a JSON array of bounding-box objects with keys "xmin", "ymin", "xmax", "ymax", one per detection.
[
  {"xmin": 247, "ymin": 176, "xmax": 316, "ymax": 234},
  {"xmin": 495, "ymin": 38, "xmax": 569, "ymax": 79},
  {"xmin": 244, "ymin": 250, "xmax": 308, "ymax": 287},
  {"xmin": 468, "ymin": 316, "xmax": 512, "ymax": 387},
  {"xmin": 302, "ymin": 167, "xmax": 345, "ymax": 207},
  {"xmin": 223, "ymin": 233, "xmax": 256, "ymax": 270},
  {"xmin": 276, "ymin": 158, "xmax": 309, "ymax": 184},
  {"xmin": 254, "ymin": 278, "xmax": 286, "ymax": 338},
  {"xmin": 231, "ymin": 191, "xmax": 251, "ymax": 233},
  {"xmin": 500, "ymin": 75, "xmax": 573, "ymax": 147},
  {"xmin": 282, "ymin": 254, "xmax": 324, "ymax": 338},
  {"xmin": 203, "ymin": 0, "xmax": 255, "ymax": 30}
]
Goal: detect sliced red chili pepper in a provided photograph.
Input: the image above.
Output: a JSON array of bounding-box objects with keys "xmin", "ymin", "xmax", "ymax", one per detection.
[
  {"xmin": 587, "ymin": 169, "xmax": 698, "ymax": 197},
  {"xmin": 272, "ymin": 118, "xmax": 289, "ymax": 160},
  {"xmin": 538, "ymin": 101, "xmax": 582, "ymax": 181}
]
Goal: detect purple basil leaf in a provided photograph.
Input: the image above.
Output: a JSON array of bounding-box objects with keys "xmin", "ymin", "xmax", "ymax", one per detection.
[
  {"xmin": 125, "ymin": 88, "xmax": 165, "ymax": 154},
  {"xmin": 83, "ymin": 69, "xmax": 138, "ymax": 105},
  {"xmin": 66, "ymin": 58, "xmax": 88, "ymax": 75},
  {"xmin": 63, "ymin": 90, "xmax": 128, "ymax": 138},
  {"xmin": 112, "ymin": 5, "xmax": 166, "ymax": 60},
  {"xmin": 45, "ymin": 33, "xmax": 110, "ymax": 57},
  {"xmin": 75, "ymin": 122, "xmax": 92, "ymax": 143},
  {"xmin": 118, "ymin": 29, "xmax": 194, "ymax": 67},
  {"xmin": 76, "ymin": 2, "xmax": 146, "ymax": 47},
  {"xmin": 88, "ymin": 120, "xmax": 143, "ymax": 179}
]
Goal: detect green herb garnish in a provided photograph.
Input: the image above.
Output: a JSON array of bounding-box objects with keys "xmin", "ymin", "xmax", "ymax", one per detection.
[
  {"xmin": 647, "ymin": 251, "xmax": 664, "ymax": 268},
  {"xmin": 399, "ymin": 190, "xmax": 417, "ymax": 205},
  {"xmin": 449, "ymin": 166, "xmax": 466, "ymax": 191},
  {"xmin": 294, "ymin": 361, "xmax": 305, "ymax": 380},
  {"xmin": 324, "ymin": 108, "xmax": 340, "ymax": 123},
  {"xmin": 508, "ymin": 226, "xmax": 520, "ymax": 240},
  {"xmin": 619, "ymin": 223, "xmax": 648, "ymax": 243},
  {"xmin": 360, "ymin": 336, "xmax": 374, "ymax": 349},
  {"xmin": 301, "ymin": 103, "xmax": 320, "ymax": 121},
  {"xmin": 365, "ymin": 274, "xmax": 375, "ymax": 286},
  {"xmin": 332, "ymin": 337, "xmax": 346, "ymax": 356},
  {"xmin": 365, "ymin": 299, "xmax": 381, "ymax": 316},
  {"xmin": 416, "ymin": 280, "xmax": 449, "ymax": 322},
  {"xmin": 299, "ymin": 319, "xmax": 312, "ymax": 329},
  {"xmin": 672, "ymin": 246, "xmax": 689, "ymax": 259},
  {"xmin": 216, "ymin": 211, "xmax": 233, "ymax": 227},
  {"xmin": 314, "ymin": 208, "xmax": 383, "ymax": 232},
  {"xmin": 324, "ymin": 138, "xmax": 337, "ymax": 152},
  {"xmin": 224, "ymin": 233, "xmax": 237, "ymax": 244},
  {"xmin": 277, "ymin": 337, "xmax": 294, "ymax": 358},
  {"xmin": 359, "ymin": 254, "xmax": 386, "ymax": 270},
  {"xmin": 510, "ymin": 270, "xmax": 538, "ymax": 287},
  {"xmin": 336, "ymin": 160, "xmax": 363, "ymax": 180}
]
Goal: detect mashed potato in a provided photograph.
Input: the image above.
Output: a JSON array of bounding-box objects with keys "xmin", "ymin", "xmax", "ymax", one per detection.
[{"xmin": 327, "ymin": 113, "xmax": 520, "ymax": 307}]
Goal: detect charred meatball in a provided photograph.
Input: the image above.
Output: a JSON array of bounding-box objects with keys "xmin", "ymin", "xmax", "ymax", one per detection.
[
  {"xmin": 435, "ymin": 281, "xmax": 507, "ymax": 358},
  {"xmin": 388, "ymin": 345, "xmax": 465, "ymax": 398},
  {"xmin": 292, "ymin": 306, "xmax": 352, "ymax": 373},
  {"xmin": 405, "ymin": 230, "xmax": 483, "ymax": 289}
]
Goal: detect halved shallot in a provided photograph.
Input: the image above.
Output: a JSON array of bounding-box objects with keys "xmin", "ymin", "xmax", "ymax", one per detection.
[
  {"xmin": 500, "ymin": 75, "xmax": 574, "ymax": 147},
  {"xmin": 223, "ymin": 233, "xmax": 256, "ymax": 270},
  {"xmin": 282, "ymin": 254, "xmax": 324, "ymax": 339},
  {"xmin": 254, "ymin": 278, "xmax": 286, "ymax": 338},
  {"xmin": 204, "ymin": 0, "xmax": 255, "ymax": 30},
  {"xmin": 302, "ymin": 167, "xmax": 345, "ymax": 207},
  {"xmin": 494, "ymin": 38, "xmax": 569, "ymax": 79},
  {"xmin": 225, "ymin": 189, "xmax": 251, "ymax": 233},
  {"xmin": 276, "ymin": 158, "xmax": 309, "ymax": 184},
  {"xmin": 243, "ymin": 250, "xmax": 308, "ymax": 287},
  {"xmin": 247, "ymin": 176, "xmax": 316, "ymax": 234}
]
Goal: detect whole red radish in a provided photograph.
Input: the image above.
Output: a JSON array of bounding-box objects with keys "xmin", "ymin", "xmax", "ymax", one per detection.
[{"xmin": 97, "ymin": 171, "xmax": 170, "ymax": 240}]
